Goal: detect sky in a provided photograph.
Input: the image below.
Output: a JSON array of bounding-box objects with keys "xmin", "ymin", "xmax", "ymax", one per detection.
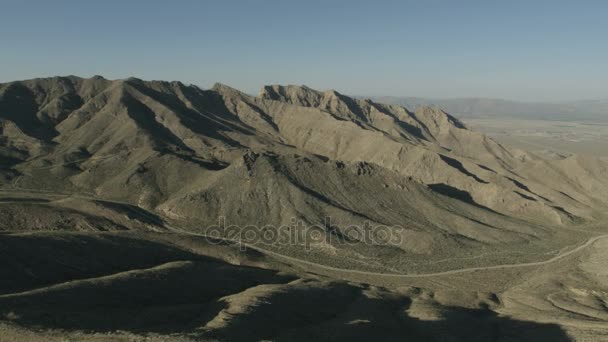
[{"xmin": 1, "ymin": 0, "xmax": 607, "ymax": 101}]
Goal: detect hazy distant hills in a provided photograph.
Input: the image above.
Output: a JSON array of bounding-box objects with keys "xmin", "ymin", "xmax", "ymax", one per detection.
[{"xmin": 366, "ymin": 96, "xmax": 608, "ymax": 122}]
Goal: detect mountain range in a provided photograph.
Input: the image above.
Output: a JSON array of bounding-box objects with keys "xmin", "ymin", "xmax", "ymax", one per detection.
[
  {"xmin": 1, "ymin": 76, "xmax": 608, "ymax": 341},
  {"xmin": 1, "ymin": 76, "xmax": 607, "ymax": 272}
]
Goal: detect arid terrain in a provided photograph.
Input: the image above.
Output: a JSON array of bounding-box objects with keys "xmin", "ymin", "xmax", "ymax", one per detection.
[
  {"xmin": 0, "ymin": 76, "xmax": 607, "ymax": 341},
  {"xmin": 466, "ymin": 118, "xmax": 608, "ymax": 158},
  {"xmin": 371, "ymin": 96, "xmax": 608, "ymax": 158}
]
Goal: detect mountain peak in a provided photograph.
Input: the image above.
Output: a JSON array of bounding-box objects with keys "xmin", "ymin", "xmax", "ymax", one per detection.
[
  {"xmin": 211, "ymin": 82, "xmax": 246, "ymax": 96},
  {"xmin": 415, "ymin": 106, "xmax": 467, "ymax": 130},
  {"xmin": 259, "ymin": 84, "xmax": 324, "ymax": 107}
]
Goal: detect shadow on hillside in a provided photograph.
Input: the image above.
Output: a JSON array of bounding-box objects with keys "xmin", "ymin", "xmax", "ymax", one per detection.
[
  {"xmin": 92, "ymin": 199, "xmax": 166, "ymax": 226},
  {"xmin": 208, "ymin": 286, "xmax": 571, "ymax": 342},
  {"xmin": 0, "ymin": 257, "xmax": 570, "ymax": 342},
  {"xmin": 0, "ymin": 231, "xmax": 570, "ymax": 341},
  {"xmin": 0, "ymin": 232, "xmax": 226, "ymax": 294},
  {"xmin": 127, "ymin": 80, "xmax": 251, "ymax": 146},
  {"xmin": 428, "ymin": 183, "xmax": 507, "ymax": 217},
  {"xmin": 0, "ymin": 197, "xmax": 51, "ymax": 203},
  {"xmin": 439, "ymin": 155, "xmax": 489, "ymax": 184}
]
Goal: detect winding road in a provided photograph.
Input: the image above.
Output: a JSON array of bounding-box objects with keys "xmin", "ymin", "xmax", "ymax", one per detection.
[{"xmin": 1, "ymin": 188, "xmax": 607, "ymax": 279}]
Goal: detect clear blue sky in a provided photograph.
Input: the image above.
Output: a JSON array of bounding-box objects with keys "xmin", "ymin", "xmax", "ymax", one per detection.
[{"xmin": 1, "ymin": 0, "xmax": 607, "ymax": 101}]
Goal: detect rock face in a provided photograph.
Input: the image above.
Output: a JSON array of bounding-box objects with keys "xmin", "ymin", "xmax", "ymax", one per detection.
[{"xmin": 1, "ymin": 76, "xmax": 607, "ymax": 270}]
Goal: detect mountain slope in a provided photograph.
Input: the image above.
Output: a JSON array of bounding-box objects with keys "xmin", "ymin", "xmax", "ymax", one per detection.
[{"xmin": 1, "ymin": 76, "xmax": 607, "ymax": 273}]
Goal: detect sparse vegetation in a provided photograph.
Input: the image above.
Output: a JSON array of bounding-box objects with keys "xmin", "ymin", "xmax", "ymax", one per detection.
[{"xmin": 0, "ymin": 76, "xmax": 606, "ymax": 341}]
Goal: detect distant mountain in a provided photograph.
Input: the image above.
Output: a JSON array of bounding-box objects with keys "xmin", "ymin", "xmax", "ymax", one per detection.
[
  {"xmin": 366, "ymin": 96, "xmax": 608, "ymax": 122},
  {"xmin": 1, "ymin": 76, "xmax": 607, "ymax": 273}
]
